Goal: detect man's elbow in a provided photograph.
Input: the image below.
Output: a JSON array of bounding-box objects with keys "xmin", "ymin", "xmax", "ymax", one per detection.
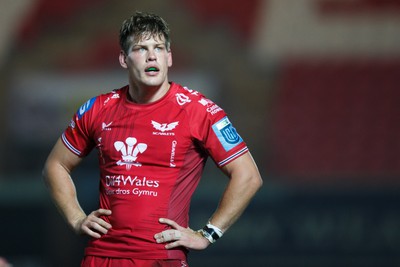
[
  {"xmin": 42, "ymin": 159, "xmax": 59, "ymax": 188},
  {"xmin": 251, "ymin": 173, "xmax": 263, "ymax": 192},
  {"xmin": 42, "ymin": 163, "xmax": 52, "ymax": 188}
]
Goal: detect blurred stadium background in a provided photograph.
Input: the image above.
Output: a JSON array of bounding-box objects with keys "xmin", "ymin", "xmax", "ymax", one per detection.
[{"xmin": 1, "ymin": 0, "xmax": 400, "ymax": 266}]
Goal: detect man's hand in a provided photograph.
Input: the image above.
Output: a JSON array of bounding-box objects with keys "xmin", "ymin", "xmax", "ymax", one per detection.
[
  {"xmin": 0, "ymin": 257, "xmax": 12, "ymax": 267},
  {"xmin": 154, "ymin": 218, "xmax": 210, "ymax": 250},
  {"xmin": 73, "ymin": 209, "xmax": 112, "ymax": 239}
]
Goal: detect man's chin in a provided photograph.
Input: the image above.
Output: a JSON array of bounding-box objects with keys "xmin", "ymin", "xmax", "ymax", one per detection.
[{"xmin": 141, "ymin": 78, "xmax": 167, "ymax": 88}]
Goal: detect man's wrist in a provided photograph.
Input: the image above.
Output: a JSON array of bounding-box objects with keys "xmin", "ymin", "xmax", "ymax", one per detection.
[
  {"xmin": 197, "ymin": 223, "xmax": 223, "ymax": 244},
  {"xmin": 206, "ymin": 222, "xmax": 223, "ymax": 238}
]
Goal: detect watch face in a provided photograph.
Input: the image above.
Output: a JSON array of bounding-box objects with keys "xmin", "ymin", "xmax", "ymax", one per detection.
[{"xmin": 198, "ymin": 229, "xmax": 214, "ymax": 243}]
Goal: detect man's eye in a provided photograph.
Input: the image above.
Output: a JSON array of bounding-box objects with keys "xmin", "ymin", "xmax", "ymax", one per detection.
[{"xmin": 133, "ymin": 47, "xmax": 145, "ymax": 52}]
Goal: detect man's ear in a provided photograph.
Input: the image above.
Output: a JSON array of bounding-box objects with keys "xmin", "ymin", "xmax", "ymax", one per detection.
[
  {"xmin": 167, "ymin": 49, "xmax": 173, "ymax": 68},
  {"xmin": 119, "ymin": 50, "xmax": 128, "ymax": 68}
]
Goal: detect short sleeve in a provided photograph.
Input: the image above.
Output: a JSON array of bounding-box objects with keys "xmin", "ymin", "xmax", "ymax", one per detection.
[
  {"xmin": 190, "ymin": 97, "xmax": 248, "ymax": 167},
  {"xmin": 61, "ymin": 97, "xmax": 98, "ymax": 157}
]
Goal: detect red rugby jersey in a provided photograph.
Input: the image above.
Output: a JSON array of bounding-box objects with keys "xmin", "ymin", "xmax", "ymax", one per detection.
[{"xmin": 61, "ymin": 82, "xmax": 248, "ymax": 260}]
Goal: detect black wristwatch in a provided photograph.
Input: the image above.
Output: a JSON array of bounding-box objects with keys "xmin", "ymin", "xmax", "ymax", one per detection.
[{"xmin": 197, "ymin": 225, "xmax": 221, "ymax": 243}]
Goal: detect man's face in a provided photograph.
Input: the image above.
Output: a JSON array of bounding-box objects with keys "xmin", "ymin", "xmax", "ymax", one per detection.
[{"xmin": 120, "ymin": 34, "xmax": 172, "ymax": 89}]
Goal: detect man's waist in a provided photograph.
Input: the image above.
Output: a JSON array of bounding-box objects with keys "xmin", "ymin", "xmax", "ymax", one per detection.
[{"xmin": 85, "ymin": 235, "xmax": 187, "ymax": 259}]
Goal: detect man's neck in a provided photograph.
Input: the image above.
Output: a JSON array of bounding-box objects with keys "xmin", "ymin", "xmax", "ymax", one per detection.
[{"xmin": 128, "ymin": 81, "xmax": 171, "ymax": 104}]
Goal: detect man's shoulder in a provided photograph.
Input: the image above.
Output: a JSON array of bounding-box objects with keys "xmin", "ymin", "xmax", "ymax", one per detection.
[
  {"xmin": 76, "ymin": 86, "xmax": 127, "ymax": 118},
  {"xmin": 98, "ymin": 86, "xmax": 126, "ymax": 106},
  {"xmin": 173, "ymin": 83, "xmax": 204, "ymax": 99},
  {"xmin": 172, "ymin": 83, "xmax": 224, "ymax": 117}
]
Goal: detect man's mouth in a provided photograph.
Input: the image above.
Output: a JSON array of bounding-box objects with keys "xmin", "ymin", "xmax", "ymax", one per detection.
[{"xmin": 145, "ymin": 67, "xmax": 159, "ymax": 72}]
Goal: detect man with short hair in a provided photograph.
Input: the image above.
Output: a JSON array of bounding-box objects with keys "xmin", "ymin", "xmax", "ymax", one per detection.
[{"xmin": 43, "ymin": 11, "xmax": 262, "ymax": 267}]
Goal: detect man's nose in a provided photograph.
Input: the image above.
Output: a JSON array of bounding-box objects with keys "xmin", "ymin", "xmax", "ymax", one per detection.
[{"xmin": 147, "ymin": 49, "xmax": 157, "ymax": 61}]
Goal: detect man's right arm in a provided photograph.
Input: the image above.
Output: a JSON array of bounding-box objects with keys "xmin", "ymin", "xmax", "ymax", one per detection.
[{"xmin": 42, "ymin": 138, "xmax": 112, "ymax": 238}]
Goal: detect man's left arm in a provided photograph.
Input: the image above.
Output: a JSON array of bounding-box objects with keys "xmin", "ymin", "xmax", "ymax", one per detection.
[
  {"xmin": 207, "ymin": 151, "xmax": 263, "ymax": 232},
  {"xmin": 154, "ymin": 152, "xmax": 263, "ymax": 249}
]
